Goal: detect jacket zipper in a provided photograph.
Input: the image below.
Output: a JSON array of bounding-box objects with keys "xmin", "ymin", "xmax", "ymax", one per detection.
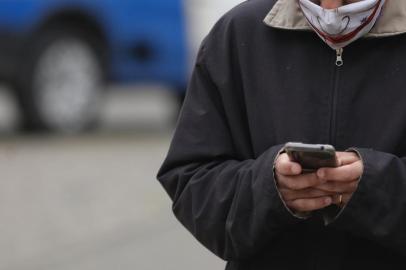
[
  {"xmin": 335, "ymin": 48, "xmax": 343, "ymax": 67},
  {"xmin": 329, "ymin": 48, "xmax": 343, "ymax": 146}
]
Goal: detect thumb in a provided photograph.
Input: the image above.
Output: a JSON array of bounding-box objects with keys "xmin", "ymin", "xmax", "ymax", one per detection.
[{"xmin": 337, "ymin": 152, "xmax": 360, "ymax": 166}]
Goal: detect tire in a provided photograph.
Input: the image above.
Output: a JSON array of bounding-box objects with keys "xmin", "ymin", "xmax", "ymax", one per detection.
[{"xmin": 14, "ymin": 26, "xmax": 106, "ymax": 134}]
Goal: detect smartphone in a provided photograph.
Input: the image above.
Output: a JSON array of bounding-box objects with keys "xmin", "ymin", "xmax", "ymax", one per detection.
[{"xmin": 284, "ymin": 142, "xmax": 338, "ymax": 172}]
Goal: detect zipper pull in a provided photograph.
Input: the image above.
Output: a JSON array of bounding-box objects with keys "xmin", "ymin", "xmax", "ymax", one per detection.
[{"xmin": 335, "ymin": 48, "xmax": 343, "ymax": 67}]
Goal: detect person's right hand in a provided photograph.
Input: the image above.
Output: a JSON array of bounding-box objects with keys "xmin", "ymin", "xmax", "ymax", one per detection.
[{"xmin": 275, "ymin": 153, "xmax": 334, "ymax": 213}]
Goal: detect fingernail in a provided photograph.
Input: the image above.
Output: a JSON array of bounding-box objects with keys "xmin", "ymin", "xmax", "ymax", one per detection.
[{"xmin": 325, "ymin": 197, "xmax": 332, "ymax": 205}]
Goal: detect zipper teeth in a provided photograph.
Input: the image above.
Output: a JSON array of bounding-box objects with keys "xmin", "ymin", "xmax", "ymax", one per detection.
[
  {"xmin": 330, "ymin": 62, "xmax": 341, "ymax": 146},
  {"xmin": 331, "ymin": 73, "xmax": 339, "ymax": 146}
]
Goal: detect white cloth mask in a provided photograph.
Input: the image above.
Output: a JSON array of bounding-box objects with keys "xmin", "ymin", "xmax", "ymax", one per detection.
[{"xmin": 298, "ymin": 0, "xmax": 386, "ymax": 50}]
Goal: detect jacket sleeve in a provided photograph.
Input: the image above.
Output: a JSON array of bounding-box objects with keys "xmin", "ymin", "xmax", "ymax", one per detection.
[
  {"xmin": 156, "ymin": 44, "xmax": 301, "ymax": 261},
  {"xmin": 330, "ymin": 148, "xmax": 406, "ymax": 255}
]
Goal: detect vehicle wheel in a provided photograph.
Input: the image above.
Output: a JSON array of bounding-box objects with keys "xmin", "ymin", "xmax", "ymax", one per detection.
[{"xmin": 15, "ymin": 26, "xmax": 105, "ymax": 133}]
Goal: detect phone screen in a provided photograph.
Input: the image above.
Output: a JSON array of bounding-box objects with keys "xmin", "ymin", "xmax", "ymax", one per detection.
[{"xmin": 290, "ymin": 150, "xmax": 336, "ymax": 170}]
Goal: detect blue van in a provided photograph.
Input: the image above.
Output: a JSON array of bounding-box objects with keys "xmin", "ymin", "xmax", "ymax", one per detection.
[{"xmin": 0, "ymin": 0, "xmax": 187, "ymax": 132}]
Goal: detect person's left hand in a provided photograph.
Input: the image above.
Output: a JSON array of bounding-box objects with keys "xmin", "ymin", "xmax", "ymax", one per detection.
[{"xmin": 314, "ymin": 151, "xmax": 363, "ymax": 207}]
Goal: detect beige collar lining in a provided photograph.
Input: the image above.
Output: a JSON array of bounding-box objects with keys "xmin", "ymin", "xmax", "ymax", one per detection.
[{"xmin": 264, "ymin": 0, "xmax": 406, "ymax": 37}]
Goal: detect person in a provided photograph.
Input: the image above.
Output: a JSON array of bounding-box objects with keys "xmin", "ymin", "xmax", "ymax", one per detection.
[{"xmin": 157, "ymin": 0, "xmax": 406, "ymax": 268}]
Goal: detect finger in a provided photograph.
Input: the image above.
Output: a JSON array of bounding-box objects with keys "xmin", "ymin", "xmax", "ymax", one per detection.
[
  {"xmin": 315, "ymin": 180, "xmax": 359, "ymax": 193},
  {"xmin": 336, "ymin": 152, "xmax": 360, "ymax": 166},
  {"xmin": 275, "ymin": 153, "xmax": 302, "ymax": 176},
  {"xmin": 277, "ymin": 172, "xmax": 325, "ymax": 190},
  {"xmin": 317, "ymin": 160, "xmax": 363, "ymax": 182},
  {"xmin": 286, "ymin": 196, "xmax": 332, "ymax": 212},
  {"xmin": 279, "ymin": 187, "xmax": 335, "ymax": 201}
]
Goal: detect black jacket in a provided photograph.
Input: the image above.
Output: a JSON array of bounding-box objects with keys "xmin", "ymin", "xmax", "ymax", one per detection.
[{"xmin": 157, "ymin": 0, "xmax": 406, "ymax": 268}]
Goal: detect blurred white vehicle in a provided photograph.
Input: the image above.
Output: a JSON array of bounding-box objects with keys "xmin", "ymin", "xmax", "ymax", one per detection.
[{"xmin": 0, "ymin": 0, "xmax": 190, "ymax": 133}]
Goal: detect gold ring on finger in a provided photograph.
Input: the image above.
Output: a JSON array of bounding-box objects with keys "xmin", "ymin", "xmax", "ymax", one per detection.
[{"xmin": 339, "ymin": 194, "xmax": 343, "ymax": 207}]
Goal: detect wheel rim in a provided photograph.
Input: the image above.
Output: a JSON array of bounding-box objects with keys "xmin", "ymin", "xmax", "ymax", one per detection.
[{"xmin": 33, "ymin": 36, "xmax": 102, "ymax": 133}]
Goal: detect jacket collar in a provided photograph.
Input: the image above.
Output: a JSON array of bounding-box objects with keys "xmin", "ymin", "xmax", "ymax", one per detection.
[{"xmin": 264, "ymin": 0, "xmax": 406, "ymax": 37}]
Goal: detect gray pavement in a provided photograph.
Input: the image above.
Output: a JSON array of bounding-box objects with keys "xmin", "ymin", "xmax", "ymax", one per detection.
[{"xmin": 0, "ymin": 86, "xmax": 225, "ymax": 270}]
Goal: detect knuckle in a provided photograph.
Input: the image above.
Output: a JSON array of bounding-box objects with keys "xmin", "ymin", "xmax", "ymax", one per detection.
[
  {"xmin": 318, "ymin": 184, "xmax": 329, "ymax": 192},
  {"xmin": 333, "ymin": 183, "xmax": 344, "ymax": 192},
  {"xmin": 313, "ymin": 174, "xmax": 324, "ymax": 185},
  {"xmin": 279, "ymin": 187, "xmax": 289, "ymax": 196},
  {"xmin": 323, "ymin": 182, "xmax": 335, "ymax": 192},
  {"xmin": 310, "ymin": 189, "xmax": 322, "ymax": 197},
  {"xmin": 282, "ymin": 192, "xmax": 294, "ymax": 201},
  {"xmin": 323, "ymin": 183, "xmax": 334, "ymax": 192},
  {"xmin": 286, "ymin": 179, "xmax": 299, "ymax": 190},
  {"xmin": 306, "ymin": 176, "xmax": 318, "ymax": 188}
]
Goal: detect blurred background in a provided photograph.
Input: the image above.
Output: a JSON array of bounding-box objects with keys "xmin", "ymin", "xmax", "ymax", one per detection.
[{"xmin": 0, "ymin": 0, "xmax": 244, "ymax": 269}]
